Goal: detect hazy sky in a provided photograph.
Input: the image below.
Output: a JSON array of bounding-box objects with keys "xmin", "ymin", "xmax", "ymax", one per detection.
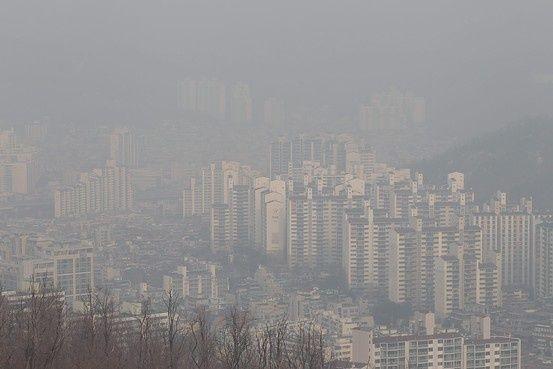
[{"xmin": 1, "ymin": 0, "xmax": 552, "ymax": 133}]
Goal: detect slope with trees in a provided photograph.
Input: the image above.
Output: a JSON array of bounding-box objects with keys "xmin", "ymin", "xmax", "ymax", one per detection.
[{"xmin": 415, "ymin": 118, "xmax": 553, "ymax": 210}]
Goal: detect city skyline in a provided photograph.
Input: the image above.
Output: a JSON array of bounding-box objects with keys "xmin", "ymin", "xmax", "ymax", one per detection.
[{"xmin": 2, "ymin": 2, "xmax": 553, "ymax": 368}]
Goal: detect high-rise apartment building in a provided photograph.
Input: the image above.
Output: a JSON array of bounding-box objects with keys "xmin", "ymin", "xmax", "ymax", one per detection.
[
  {"xmin": 0, "ymin": 130, "xmax": 37, "ymax": 195},
  {"xmin": 472, "ymin": 210, "xmax": 536, "ymax": 289},
  {"xmin": 352, "ymin": 328, "xmax": 521, "ymax": 369},
  {"xmin": 286, "ymin": 181, "xmax": 368, "ymax": 269},
  {"xmin": 269, "ymin": 137, "xmax": 292, "ymax": 178},
  {"xmin": 434, "ymin": 255, "xmax": 463, "ymax": 318},
  {"xmin": 498, "ymin": 212, "xmax": 534, "ymax": 287},
  {"xmin": 0, "ymin": 161, "xmax": 35, "ymax": 194},
  {"xmin": 24, "ymin": 121, "xmax": 47, "ymax": 144},
  {"xmin": 373, "ymin": 217, "xmax": 409, "ymax": 298},
  {"xmin": 536, "ymin": 222, "xmax": 553, "ymax": 298},
  {"xmin": 342, "ymin": 211, "xmax": 374, "ymax": 291},
  {"xmin": 358, "ymin": 144, "xmax": 376, "ymax": 177},
  {"xmin": 388, "ymin": 227, "xmax": 418, "ymax": 305},
  {"xmin": 182, "ymin": 177, "xmax": 202, "ymax": 217},
  {"xmin": 322, "ymin": 139, "xmax": 347, "ymax": 172},
  {"xmin": 181, "ymin": 78, "xmax": 226, "ymax": 120},
  {"xmin": 230, "ymin": 82, "xmax": 253, "ymax": 124},
  {"xmin": 183, "ymin": 161, "xmax": 257, "ymax": 218},
  {"xmin": 269, "ymin": 135, "xmax": 350, "ymax": 179},
  {"xmin": 209, "ymin": 182, "xmax": 255, "ymax": 252},
  {"xmin": 0, "ymin": 130, "xmax": 17, "ymax": 152},
  {"xmin": 358, "ymin": 87, "xmax": 426, "ymax": 131},
  {"xmin": 110, "ymin": 127, "xmax": 139, "ymax": 168},
  {"xmin": 182, "ymin": 161, "xmax": 257, "ymax": 252},
  {"xmin": 433, "ymin": 242, "xmax": 494, "ymax": 318},
  {"xmin": 54, "ymin": 161, "xmax": 133, "ymax": 218},
  {"xmin": 253, "ymin": 177, "xmax": 271, "ymax": 246},
  {"xmin": 287, "ymin": 188, "xmax": 323, "ymax": 269},
  {"xmin": 472, "ymin": 212, "xmax": 499, "ymax": 257},
  {"xmin": 264, "ymin": 97, "xmax": 286, "ymax": 128},
  {"xmin": 229, "ymin": 184, "xmax": 253, "ymax": 248},
  {"xmin": 477, "ymin": 253, "xmax": 502, "ymax": 307},
  {"xmin": 417, "ymin": 227, "xmax": 460, "ymax": 309},
  {"xmin": 254, "ymin": 178, "xmax": 287, "ymax": 262},
  {"xmin": 210, "ymin": 203, "xmax": 230, "ymax": 252}
]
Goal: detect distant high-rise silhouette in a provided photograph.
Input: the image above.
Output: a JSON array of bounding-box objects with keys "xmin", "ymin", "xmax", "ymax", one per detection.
[{"xmin": 110, "ymin": 127, "xmax": 139, "ymax": 168}]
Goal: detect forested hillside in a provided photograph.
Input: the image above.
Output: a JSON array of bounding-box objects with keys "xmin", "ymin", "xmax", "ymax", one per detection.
[{"xmin": 415, "ymin": 119, "xmax": 553, "ymax": 211}]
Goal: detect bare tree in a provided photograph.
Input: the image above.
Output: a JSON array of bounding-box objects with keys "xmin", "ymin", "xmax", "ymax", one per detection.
[
  {"xmin": 266, "ymin": 319, "xmax": 291, "ymax": 369},
  {"xmin": 252, "ymin": 325, "xmax": 270, "ymax": 369},
  {"xmin": 187, "ymin": 306, "xmax": 216, "ymax": 369},
  {"xmin": 0, "ymin": 293, "xmax": 336, "ymax": 369},
  {"xmin": 162, "ymin": 290, "xmax": 185, "ymax": 369},
  {"xmin": 250, "ymin": 318, "xmax": 292, "ymax": 369},
  {"xmin": 11, "ymin": 283, "xmax": 67, "ymax": 369},
  {"xmin": 218, "ymin": 307, "xmax": 253, "ymax": 369},
  {"xmin": 93, "ymin": 288, "xmax": 126, "ymax": 369},
  {"xmin": 132, "ymin": 297, "xmax": 163, "ymax": 369},
  {"xmin": 72, "ymin": 287, "xmax": 98, "ymax": 364},
  {"xmin": 286, "ymin": 322, "xmax": 330, "ymax": 369},
  {"xmin": 0, "ymin": 285, "xmax": 16, "ymax": 368}
]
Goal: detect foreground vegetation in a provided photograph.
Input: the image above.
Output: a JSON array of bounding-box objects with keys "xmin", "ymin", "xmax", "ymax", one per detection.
[{"xmin": 0, "ymin": 287, "xmax": 332, "ymax": 369}]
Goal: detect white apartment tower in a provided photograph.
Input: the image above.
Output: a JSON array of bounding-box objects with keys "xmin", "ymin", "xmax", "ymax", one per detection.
[
  {"xmin": 342, "ymin": 210, "xmax": 374, "ymax": 291},
  {"xmin": 434, "ymin": 255, "xmax": 463, "ymax": 318},
  {"xmin": 54, "ymin": 162, "xmax": 133, "ymax": 218},
  {"xmin": 261, "ymin": 180, "xmax": 287, "ymax": 261},
  {"xmin": 499, "ymin": 212, "xmax": 534, "ymax": 287},
  {"xmin": 388, "ymin": 227, "xmax": 418, "ymax": 305}
]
